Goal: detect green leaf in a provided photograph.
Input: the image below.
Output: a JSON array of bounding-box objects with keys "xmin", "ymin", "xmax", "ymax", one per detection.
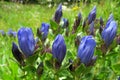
[
  {"xmin": 57, "ymin": 69, "xmax": 72, "ymax": 79},
  {"xmin": 26, "ymin": 53, "xmax": 38, "ymax": 65},
  {"xmin": 45, "ymin": 60, "xmax": 53, "ymax": 69},
  {"xmin": 40, "ymin": 53, "xmax": 46, "ymax": 61},
  {"xmin": 75, "ymin": 63, "xmax": 86, "ymax": 76},
  {"xmin": 50, "ymin": 19, "xmax": 58, "ymax": 31},
  {"xmin": 45, "ymin": 53, "xmax": 52, "ymax": 60},
  {"xmin": 23, "ymin": 65, "xmax": 36, "ymax": 73},
  {"xmin": 112, "ymin": 63, "xmax": 120, "ymax": 75}
]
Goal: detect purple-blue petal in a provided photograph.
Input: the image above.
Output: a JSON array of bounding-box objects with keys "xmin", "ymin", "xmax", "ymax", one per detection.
[
  {"xmin": 52, "ymin": 34, "xmax": 66, "ymax": 63},
  {"xmin": 53, "ymin": 3, "xmax": 62, "ymax": 24},
  {"xmin": 0, "ymin": 30, "xmax": 5, "ymax": 36},
  {"xmin": 7, "ymin": 29, "xmax": 17, "ymax": 37},
  {"xmin": 77, "ymin": 35, "xmax": 96, "ymax": 65},
  {"xmin": 62, "ymin": 18, "xmax": 69, "ymax": 28},
  {"xmin": 88, "ymin": 6, "xmax": 96, "ymax": 24},
  {"xmin": 78, "ymin": 12, "xmax": 82, "ymax": 21},
  {"xmin": 89, "ymin": 21, "xmax": 94, "ymax": 35},
  {"xmin": 40, "ymin": 22, "xmax": 50, "ymax": 41},
  {"xmin": 102, "ymin": 21, "xmax": 117, "ymax": 47},
  {"xmin": 106, "ymin": 13, "xmax": 114, "ymax": 28},
  {"xmin": 17, "ymin": 27, "xmax": 35, "ymax": 57}
]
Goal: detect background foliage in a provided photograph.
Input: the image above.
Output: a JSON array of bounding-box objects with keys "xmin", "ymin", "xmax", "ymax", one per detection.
[{"xmin": 0, "ymin": 0, "xmax": 120, "ymax": 80}]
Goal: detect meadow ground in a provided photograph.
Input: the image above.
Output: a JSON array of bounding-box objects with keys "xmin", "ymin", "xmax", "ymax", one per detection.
[{"xmin": 0, "ymin": 1, "xmax": 120, "ymax": 80}]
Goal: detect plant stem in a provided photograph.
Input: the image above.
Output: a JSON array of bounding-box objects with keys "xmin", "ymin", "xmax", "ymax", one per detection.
[
  {"xmin": 55, "ymin": 74, "xmax": 59, "ymax": 80},
  {"xmin": 75, "ymin": 76, "xmax": 79, "ymax": 80}
]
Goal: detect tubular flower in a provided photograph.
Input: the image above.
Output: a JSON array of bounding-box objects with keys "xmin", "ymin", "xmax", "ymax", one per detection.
[
  {"xmin": 53, "ymin": 3, "xmax": 62, "ymax": 24},
  {"xmin": 100, "ymin": 17, "xmax": 104, "ymax": 26},
  {"xmin": 89, "ymin": 21, "xmax": 94, "ymax": 35},
  {"xmin": 72, "ymin": 12, "xmax": 82, "ymax": 33},
  {"xmin": 106, "ymin": 13, "xmax": 114, "ymax": 27},
  {"xmin": 37, "ymin": 22, "xmax": 50, "ymax": 41},
  {"xmin": 18, "ymin": 27, "xmax": 35, "ymax": 57},
  {"xmin": 102, "ymin": 21, "xmax": 117, "ymax": 47},
  {"xmin": 7, "ymin": 29, "xmax": 17, "ymax": 37},
  {"xmin": 0, "ymin": 30, "xmax": 5, "ymax": 36},
  {"xmin": 77, "ymin": 35, "xmax": 96, "ymax": 65},
  {"xmin": 88, "ymin": 6, "xmax": 96, "ymax": 24},
  {"xmin": 62, "ymin": 18, "xmax": 69, "ymax": 28},
  {"xmin": 12, "ymin": 42, "xmax": 25, "ymax": 65},
  {"xmin": 52, "ymin": 34, "xmax": 66, "ymax": 63}
]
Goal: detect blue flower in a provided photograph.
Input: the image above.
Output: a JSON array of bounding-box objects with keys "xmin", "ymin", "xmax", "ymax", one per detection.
[
  {"xmin": 7, "ymin": 29, "xmax": 17, "ymax": 37},
  {"xmin": 78, "ymin": 12, "xmax": 82, "ymax": 21},
  {"xmin": 118, "ymin": 76, "xmax": 120, "ymax": 80},
  {"xmin": 0, "ymin": 30, "xmax": 5, "ymax": 36},
  {"xmin": 106, "ymin": 13, "xmax": 114, "ymax": 28},
  {"xmin": 88, "ymin": 6, "xmax": 96, "ymax": 24},
  {"xmin": 12, "ymin": 42, "xmax": 25, "ymax": 65},
  {"xmin": 62, "ymin": 18, "xmax": 69, "ymax": 28},
  {"xmin": 52, "ymin": 34, "xmax": 66, "ymax": 63},
  {"xmin": 100, "ymin": 17, "xmax": 104, "ymax": 26},
  {"xmin": 77, "ymin": 35, "xmax": 96, "ymax": 65},
  {"xmin": 18, "ymin": 27, "xmax": 35, "ymax": 57},
  {"xmin": 72, "ymin": 12, "xmax": 82, "ymax": 33},
  {"xmin": 89, "ymin": 21, "xmax": 94, "ymax": 35},
  {"xmin": 39, "ymin": 22, "xmax": 50, "ymax": 41},
  {"xmin": 102, "ymin": 21, "xmax": 117, "ymax": 47},
  {"xmin": 53, "ymin": 3, "xmax": 62, "ymax": 24}
]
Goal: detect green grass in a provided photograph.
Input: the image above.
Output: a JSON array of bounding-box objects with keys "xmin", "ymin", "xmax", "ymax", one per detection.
[{"xmin": 0, "ymin": 1, "xmax": 120, "ymax": 80}]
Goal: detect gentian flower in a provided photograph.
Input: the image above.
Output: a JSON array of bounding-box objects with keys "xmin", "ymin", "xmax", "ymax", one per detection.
[
  {"xmin": 89, "ymin": 21, "xmax": 94, "ymax": 35},
  {"xmin": 88, "ymin": 6, "xmax": 96, "ymax": 24},
  {"xmin": 0, "ymin": 30, "xmax": 5, "ymax": 36},
  {"xmin": 17, "ymin": 27, "xmax": 36, "ymax": 57},
  {"xmin": 77, "ymin": 35, "xmax": 96, "ymax": 65},
  {"xmin": 37, "ymin": 22, "xmax": 50, "ymax": 41},
  {"xmin": 7, "ymin": 29, "xmax": 17, "ymax": 37},
  {"xmin": 87, "ymin": 56, "xmax": 97, "ymax": 66},
  {"xmin": 72, "ymin": 12, "xmax": 82, "ymax": 33},
  {"xmin": 100, "ymin": 17, "xmax": 104, "ymax": 26},
  {"xmin": 61, "ymin": 18, "xmax": 69, "ymax": 28},
  {"xmin": 118, "ymin": 77, "xmax": 120, "ymax": 80},
  {"xmin": 99, "ymin": 17, "xmax": 104, "ymax": 34},
  {"xmin": 106, "ymin": 13, "xmax": 114, "ymax": 27},
  {"xmin": 53, "ymin": 3, "xmax": 62, "ymax": 24},
  {"xmin": 12, "ymin": 42, "xmax": 25, "ymax": 65},
  {"xmin": 102, "ymin": 21, "xmax": 117, "ymax": 47},
  {"xmin": 99, "ymin": 26, "xmax": 103, "ymax": 34},
  {"xmin": 83, "ymin": 19, "xmax": 87, "ymax": 29},
  {"xmin": 75, "ymin": 35, "xmax": 81, "ymax": 48},
  {"xmin": 52, "ymin": 34, "xmax": 66, "ymax": 63},
  {"xmin": 78, "ymin": 12, "xmax": 82, "ymax": 21}
]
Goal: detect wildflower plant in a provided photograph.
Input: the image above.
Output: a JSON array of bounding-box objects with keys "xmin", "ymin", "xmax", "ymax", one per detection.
[{"xmin": 9, "ymin": 3, "xmax": 120, "ymax": 80}]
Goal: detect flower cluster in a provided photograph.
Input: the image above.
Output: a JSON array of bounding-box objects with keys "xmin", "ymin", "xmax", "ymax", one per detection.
[
  {"xmin": 0, "ymin": 29, "xmax": 17, "ymax": 37},
  {"xmin": 10, "ymin": 3, "xmax": 119, "ymax": 79}
]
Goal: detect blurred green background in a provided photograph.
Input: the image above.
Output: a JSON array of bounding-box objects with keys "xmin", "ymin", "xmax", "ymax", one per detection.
[{"xmin": 0, "ymin": 0, "xmax": 120, "ymax": 80}]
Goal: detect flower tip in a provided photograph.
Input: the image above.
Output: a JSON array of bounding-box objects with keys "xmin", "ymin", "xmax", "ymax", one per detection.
[
  {"xmin": 77, "ymin": 35, "xmax": 96, "ymax": 65},
  {"xmin": 100, "ymin": 17, "xmax": 104, "ymax": 25},
  {"xmin": 0, "ymin": 30, "xmax": 6, "ymax": 36},
  {"xmin": 57, "ymin": 3, "xmax": 62, "ymax": 10},
  {"xmin": 93, "ymin": 6, "xmax": 96, "ymax": 10},
  {"xmin": 12, "ymin": 42, "xmax": 17, "ymax": 48},
  {"xmin": 108, "ymin": 13, "xmax": 114, "ymax": 20},
  {"xmin": 52, "ymin": 34, "xmax": 66, "ymax": 63}
]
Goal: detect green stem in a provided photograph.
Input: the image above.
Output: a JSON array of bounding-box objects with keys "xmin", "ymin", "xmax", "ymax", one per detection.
[
  {"xmin": 74, "ymin": 76, "xmax": 79, "ymax": 80},
  {"xmin": 55, "ymin": 74, "xmax": 59, "ymax": 80}
]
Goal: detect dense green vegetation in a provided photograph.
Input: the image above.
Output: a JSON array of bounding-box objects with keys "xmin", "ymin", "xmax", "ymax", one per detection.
[{"xmin": 0, "ymin": 1, "xmax": 120, "ymax": 80}]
